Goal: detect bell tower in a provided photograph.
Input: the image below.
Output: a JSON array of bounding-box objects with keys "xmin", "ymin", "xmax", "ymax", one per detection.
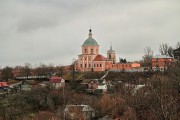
[{"xmin": 107, "ymin": 45, "xmax": 116, "ymax": 63}]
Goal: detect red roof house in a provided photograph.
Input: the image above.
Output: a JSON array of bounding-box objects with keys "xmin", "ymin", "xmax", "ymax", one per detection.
[
  {"xmin": 49, "ymin": 76, "xmax": 65, "ymax": 89},
  {"xmin": 0, "ymin": 82, "xmax": 9, "ymax": 87}
]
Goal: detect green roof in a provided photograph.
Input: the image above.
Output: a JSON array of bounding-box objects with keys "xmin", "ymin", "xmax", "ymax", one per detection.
[{"xmin": 82, "ymin": 37, "xmax": 98, "ymax": 46}]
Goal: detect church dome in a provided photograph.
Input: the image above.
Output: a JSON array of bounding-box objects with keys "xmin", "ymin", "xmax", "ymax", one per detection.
[
  {"xmin": 82, "ymin": 38, "xmax": 98, "ymax": 46},
  {"xmin": 82, "ymin": 29, "xmax": 99, "ymax": 46}
]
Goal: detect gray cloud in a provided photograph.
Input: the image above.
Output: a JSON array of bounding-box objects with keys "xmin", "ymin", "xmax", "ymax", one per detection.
[{"xmin": 0, "ymin": 0, "xmax": 179, "ymax": 67}]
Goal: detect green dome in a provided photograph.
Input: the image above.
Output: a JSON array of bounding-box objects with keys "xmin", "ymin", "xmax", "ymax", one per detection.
[{"xmin": 82, "ymin": 37, "xmax": 98, "ymax": 46}]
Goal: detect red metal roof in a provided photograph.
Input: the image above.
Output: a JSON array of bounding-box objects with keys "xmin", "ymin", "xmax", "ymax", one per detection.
[
  {"xmin": 0, "ymin": 82, "xmax": 9, "ymax": 87},
  {"xmin": 49, "ymin": 76, "xmax": 63, "ymax": 83},
  {"xmin": 94, "ymin": 54, "xmax": 107, "ymax": 61}
]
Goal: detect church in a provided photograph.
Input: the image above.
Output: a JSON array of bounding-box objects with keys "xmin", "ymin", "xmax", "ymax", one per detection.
[{"xmin": 75, "ymin": 29, "xmax": 140, "ymax": 72}]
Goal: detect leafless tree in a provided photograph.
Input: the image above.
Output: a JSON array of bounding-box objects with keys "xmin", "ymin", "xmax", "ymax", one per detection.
[
  {"xmin": 143, "ymin": 47, "xmax": 154, "ymax": 67},
  {"xmin": 168, "ymin": 46, "xmax": 174, "ymax": 57},
  {"xmin": 0, "ymin": 66, "xmax": 13, "ymax": 81},
  {"xmin": 21, "ymin": 63, "xmax": 32, "ymax": 79},
  {"xmin": 159, "ymin": 43, "xmax": 170, "ymax": 55},
  {"xmin": 176, "ymin": 41, "xmax": 180, "ymax": 49}
]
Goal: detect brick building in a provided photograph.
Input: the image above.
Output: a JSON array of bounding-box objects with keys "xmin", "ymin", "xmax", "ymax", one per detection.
[{"xmin": 152, "ymin": 55, "xmax": 174, "ymax": 71}]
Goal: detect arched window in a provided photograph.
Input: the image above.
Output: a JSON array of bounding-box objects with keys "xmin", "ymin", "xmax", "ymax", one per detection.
[
  {"xmin": 85, "ymin": 49, "xmax": 87, "ymax": 53},
  {"xmin": 109, "ymin": 54, "xmax": 111, "ymax": 59},
  {"xmin": 91, "ymin": 49, "xmax": 93, "ymax": 54}
]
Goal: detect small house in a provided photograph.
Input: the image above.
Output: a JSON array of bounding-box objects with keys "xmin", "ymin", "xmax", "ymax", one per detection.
[
  {"xmin": 19, "ymin": 81, "xmax": 31, "ymax": 91},
  {"xmin": 0, "ymin": 82, "xmax": 9, "ymax": 91},
  {"xmin": 49, "ymin": 76, "xmax": 65, "ymax": 89},
  {"xmin": 64, "ymin": 104, "xmax": 95, "ymax": 120},
  {"xmin": 81, "ymin": 79, "xmax": 107, "ymax": 92}
]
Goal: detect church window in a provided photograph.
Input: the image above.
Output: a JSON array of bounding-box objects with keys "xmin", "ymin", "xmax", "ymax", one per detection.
[
  {"xmin": 85, "ymin": 64, "xmax": 86, "ymax": 68},
  {"xmin": 109, "ymin": 54, "xmax": 111, "ymax": 59},
  {"xmin": 97, "ymin": 64, "xmax": 99, "ymax": 67},
  {"xmin": 85, "ymin": 49, "xmax": 87, "ymax": 53},
  {"xmin": 91, "ymin": 49, "xmax": 93, "ymax": 54},
  {"xmin": 100, "ymin": 64, "xmax": 102, "ymax": 67}
]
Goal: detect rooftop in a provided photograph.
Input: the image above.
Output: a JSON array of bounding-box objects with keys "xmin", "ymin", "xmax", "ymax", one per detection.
[
  {"xmin": 94, "ymin": 54, "xmax": 107, "ymax": 61},
  {"xmin": 82, "ymin": 29, "xmax": 99, "ymax": 46},
  {"xmin": 153, "ymin": 55, "xmax": 173, "ymax": 59}
]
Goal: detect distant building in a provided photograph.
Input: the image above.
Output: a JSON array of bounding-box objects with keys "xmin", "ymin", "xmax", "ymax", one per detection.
[
  {"xmin": 49, "ymin": 76, "xmax": 65, "ymax": 89},
  {"xmin": 81, "ymin": 79, "xmax": 107, "ymax": 92},
  {"xmin": 64, "ymin": 104, "xmax": 95, "ymax": 120},
  {"xmin": 76, "ymin": 29, "xmax": 140, "ymax": 72},
  {"xmin": 152, "ymin": 55, "xmax": 174, "ymax": 71},
  {"xmin": 0, "ymin": 82, "xmax": 9, "ymax": 91}
]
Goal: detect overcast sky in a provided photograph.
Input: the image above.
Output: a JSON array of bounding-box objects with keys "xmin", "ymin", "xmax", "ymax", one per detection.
[{"xmin": 0, "ymin": 0, "xmax": 179, "ymax": 68}]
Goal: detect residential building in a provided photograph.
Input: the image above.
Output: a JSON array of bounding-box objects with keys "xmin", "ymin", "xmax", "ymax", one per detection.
[
  {"xmin": 152, "ymin": 55, "xmax": 174, "ymax": 71},
  {"xmin": 49, "ymin": 76, "xmax": 65, "ymax": 89},
  {"xmin": 64, "ymin": 104, "xmax": 95, "ymax": 120},
  {"xmin": 81, "ymin": 79, "xmax": 107, "ymax": 92}
]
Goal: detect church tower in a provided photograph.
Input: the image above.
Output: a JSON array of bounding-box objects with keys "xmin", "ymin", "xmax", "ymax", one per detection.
[
  {"xmin": 107, "ymin": 45, "xmax": 116, "ymax": 63},
  {"xmin": 77, "ymin": 29, "xmax": 99, "ymax": 71}
]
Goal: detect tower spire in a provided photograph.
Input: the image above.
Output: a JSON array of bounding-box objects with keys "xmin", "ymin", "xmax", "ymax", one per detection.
[
  {"xmin": 88, "ymin": 27, "xmax": 92, "ymax": 38},
  {"xmin": 110, "ymin": 42, "xmax": 112, "ymax": 50}
]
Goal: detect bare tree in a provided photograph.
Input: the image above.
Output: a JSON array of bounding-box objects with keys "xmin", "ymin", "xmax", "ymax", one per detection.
[
  {"xmin": 19, "ymin": 63, "xmax": 32, "ymax": 79},
  {"xmin": 168, "ymin": 46, "xmax": 174, "ymax": 57},
  {"xmin": 176, "ymin": 41, "xmax": 180, "ymax": 49},
  {"xmin": 143, "ymin": 47, "xmax": 154, "ymax": 67},
  {"xmin": 159, "ymin": 43, "xmax": 170, "ymax": 55},
  {"xmin": 0, "ymin": 66, "xmax": 13, "ymax": 81}
]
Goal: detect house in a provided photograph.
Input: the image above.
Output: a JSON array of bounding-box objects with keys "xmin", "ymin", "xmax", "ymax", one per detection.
[
  {"xmin": 64, "ymin": 104, "xmax": 95, "ymax": 120},
  {"xmin": 38, "ymin": 81, "xmax": 50, "ymax": 88},
  {"xmin": 132, "ymin": 85, "xmax": 146, "ymax": 95},
  {"xmin": 49, "ymin": 76, "xmax": 65, "ymax": 89},
  {"xmin": 0, "ymin": 82, "xmax": 9, "ymax": 91},
  {"xmin": 152, "ymin": 55, "xmax": 174, "ymax": 71},
  {"xmin": 19, "ymin": 81, "xmax": 32, "ymax": 91},
  {"xmin": 81, "ymin": 79, "xmax": 107, "ymax": 92},
  {"xmin": 0, "ymin": 82, "xmax": 9, "ymax": 98}
]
